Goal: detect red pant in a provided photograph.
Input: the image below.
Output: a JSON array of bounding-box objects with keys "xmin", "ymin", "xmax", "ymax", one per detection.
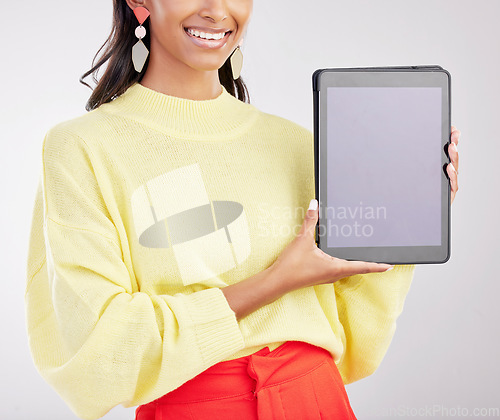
[{"xmin": 135, "ymin": 341, "xmax": 357, "ymax": 419}]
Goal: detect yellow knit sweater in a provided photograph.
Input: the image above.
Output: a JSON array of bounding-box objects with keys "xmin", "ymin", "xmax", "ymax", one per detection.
[{"xmin": 25, "ymin": 82, "xmax": 415, "ymax": 419}]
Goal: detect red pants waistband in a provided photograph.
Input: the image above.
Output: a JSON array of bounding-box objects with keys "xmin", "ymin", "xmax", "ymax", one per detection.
[
  {"xmin": 136, "ymin": 341, "xmax": 357, "ymax": 419},
  {"xmin": 158, "ymin": 341, "xmax": 333, "ymax": 404}
]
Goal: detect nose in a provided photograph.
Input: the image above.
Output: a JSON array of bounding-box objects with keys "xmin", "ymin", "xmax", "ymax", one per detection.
[{"xmin": 199, "ymin": 0, "xmax": 228, "ymax": 23}]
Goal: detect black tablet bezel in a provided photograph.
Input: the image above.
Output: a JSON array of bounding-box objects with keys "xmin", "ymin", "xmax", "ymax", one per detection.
[{"xmin": 312, "ymin": 66, "xmax": 451, "ymax": 264}]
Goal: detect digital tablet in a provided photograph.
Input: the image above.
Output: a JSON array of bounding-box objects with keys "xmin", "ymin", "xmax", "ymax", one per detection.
[{"xmin": 312, "ymin": 65, "xmax": 451, "ymax": 264}]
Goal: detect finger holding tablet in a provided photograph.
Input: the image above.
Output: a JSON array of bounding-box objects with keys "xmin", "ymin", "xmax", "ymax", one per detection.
[{"xmin": 447, "ymin": 126, "xmax": 461, "ymax": 205}]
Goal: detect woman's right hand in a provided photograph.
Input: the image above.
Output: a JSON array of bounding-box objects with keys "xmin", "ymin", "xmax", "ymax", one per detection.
[
  {"xmin": 269, "ymin": 199, "xmax": 393, "ymax": 293},
  {"xmin": 222, "ymin": 199, "xmax": 394, "ymax": 320}
]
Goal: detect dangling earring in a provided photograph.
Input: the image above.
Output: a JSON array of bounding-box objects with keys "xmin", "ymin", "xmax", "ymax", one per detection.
[
  {"xmin": 132, "ymin": 6, "xmax": 150, "ymax": 73},
  {"xmin": 230, "ymin": 45, "xmax": 244, "ymax": 80}
]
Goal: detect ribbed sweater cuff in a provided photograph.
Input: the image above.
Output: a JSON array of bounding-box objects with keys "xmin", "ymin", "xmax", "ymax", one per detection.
[{"xmin": 182, "ymin": 287, "xmax": 245, "ymax": 366}]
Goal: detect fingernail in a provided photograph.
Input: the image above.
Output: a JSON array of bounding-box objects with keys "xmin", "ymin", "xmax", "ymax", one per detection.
[
  {"xmin": 308, "ymin": 199, "xmax": 318, "ymax": 211},
  {"xmin": 449, "ymin": 163, "xmax": 457, "ymax": 174},
  {"xmin": 385, "ymin": 266, "xmax": 394, "ymax": 271}
]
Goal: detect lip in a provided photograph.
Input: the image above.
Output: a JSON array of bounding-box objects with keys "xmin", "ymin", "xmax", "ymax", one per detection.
[
  {"xmin": 185, "ymin": 26, "xmax": 233, "ymax": 34},
  {"xmin": 184, "ymin": 27, "xmax": 232, "ymax": 49}
]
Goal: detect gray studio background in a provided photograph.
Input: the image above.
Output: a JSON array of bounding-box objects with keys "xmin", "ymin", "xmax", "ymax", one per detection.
[{"xmin": 2, "ymin": 0, "xmax": 498, "ymax": 418}]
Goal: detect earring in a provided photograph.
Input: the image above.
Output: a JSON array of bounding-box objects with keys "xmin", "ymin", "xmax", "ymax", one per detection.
[
  {"xmin": 230, "ymin": 46, "xmax": 243, "ymax": 80},
  {"xmin": 132, "ymin": 6, "xmax": 150, "ymax": 73}
]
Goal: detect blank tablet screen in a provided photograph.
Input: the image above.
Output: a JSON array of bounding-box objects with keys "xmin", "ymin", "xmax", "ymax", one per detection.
[{"xmin": 325, "ymin": 86, "xmax": 442, "ymax": 248}]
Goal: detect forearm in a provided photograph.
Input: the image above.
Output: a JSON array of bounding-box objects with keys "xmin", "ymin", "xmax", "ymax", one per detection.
[
  {"xmin": 27, "ymin": 219, "xmax": 247, "ymax": 419},
  {"xmin": 221, "ymin": 264, "xmax": 288, "ymax": 321}
]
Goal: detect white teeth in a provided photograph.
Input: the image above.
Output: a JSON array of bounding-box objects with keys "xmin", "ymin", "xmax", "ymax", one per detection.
[{"xmin": 187, "ymin": 28, "xmax": 227, "ymax": 40}]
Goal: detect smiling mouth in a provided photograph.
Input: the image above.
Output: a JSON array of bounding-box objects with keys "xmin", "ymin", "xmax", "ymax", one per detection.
[{"xmin": 184, "ymin": 27, "xmax": 232, "ymax": 41}]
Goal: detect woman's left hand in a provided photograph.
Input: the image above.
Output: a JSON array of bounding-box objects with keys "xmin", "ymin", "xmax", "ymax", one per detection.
[{"xmin": 447, "ymin": 126, "xmax": 461, "ymax": 205}]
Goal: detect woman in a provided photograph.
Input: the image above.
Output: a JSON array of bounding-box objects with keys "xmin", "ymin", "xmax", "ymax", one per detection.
[{"xmin": 25, "ymin": 0, "xmax": 461, "ymax": 419}]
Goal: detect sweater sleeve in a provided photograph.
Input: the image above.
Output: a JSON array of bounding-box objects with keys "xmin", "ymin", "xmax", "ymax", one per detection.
[
  {"xmin": 333, "ymin": 264, "xmax": 416, "ymax": 384},
  {"xmin": 25, "ymin": 127, "xmax": 245, "ymax": 420}
]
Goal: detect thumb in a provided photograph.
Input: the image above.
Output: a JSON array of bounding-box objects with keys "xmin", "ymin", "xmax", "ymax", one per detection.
[{"xmin": 298, "ymin": 199, "xmax": 318, "ymax": 238}]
